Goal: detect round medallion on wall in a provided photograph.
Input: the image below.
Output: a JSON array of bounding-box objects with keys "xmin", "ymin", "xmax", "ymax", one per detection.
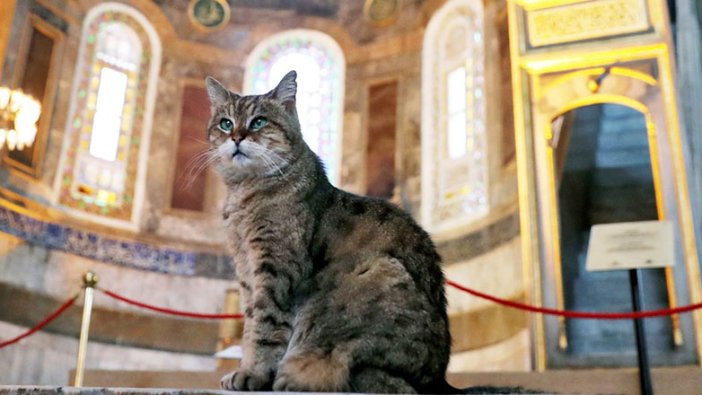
[
  {"xmin": 364, "ymin": 0, "xmax": 400, "ymax": 27},
  {"xmin": 188, "ymin": 0, "xmax": 230, "ymax": 32}
]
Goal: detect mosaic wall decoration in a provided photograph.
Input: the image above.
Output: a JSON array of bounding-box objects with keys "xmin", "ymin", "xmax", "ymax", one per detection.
[
  {"xmin": 0, "ymin": 205, "xmax": 234, "ymax": 279},
  {"xmin": 246, "ymin": 31, "xmax": 344, "ymax": 183},
  {"xmin": 57, "ymin": 10, "xmax": 154, "ymax": 220},
  {"xmin": 364, "ymin": 0, "xmax": 400, "ymax": 27},
  {"xmin": 423, "ymin": 0, "xmax": 488, "ymax": 230},
  {"xmin": 0, "ymin": 199, "xmax": 517, "ymax": 279}
]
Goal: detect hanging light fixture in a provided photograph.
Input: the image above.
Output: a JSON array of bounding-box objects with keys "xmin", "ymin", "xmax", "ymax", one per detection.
[{"xmin": 0, "ymin": 87, "xmax": 41, "ymax": 151}]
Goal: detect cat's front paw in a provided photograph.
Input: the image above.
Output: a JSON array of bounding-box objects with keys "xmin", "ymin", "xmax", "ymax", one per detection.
[
  {"xmin": 220, "ymin": 368, "xmax": 272, "ymax": 391},
  {"xmin": 273, "ymin": 369, "xmax": 346, "ymax": 392},
  {"xmin": 272, "ymin": 371, "xmax": 298, "ymax": 392},
  {"xmin": 273, "ymin": 351, "xmax": 349, "ymax": 392}
]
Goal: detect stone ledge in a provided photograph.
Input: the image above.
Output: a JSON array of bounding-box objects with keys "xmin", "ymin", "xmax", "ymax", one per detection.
[
  {"xmin": 51, "ymin": 366, "xmax": 702, "ymax": 395},
  {"xmin": 0, "ymin": 387, "xmax": 233, "ymax": 395},
  {"xmin": 0, "ymin": 387, "xmax": 546, "ymax": 395}
]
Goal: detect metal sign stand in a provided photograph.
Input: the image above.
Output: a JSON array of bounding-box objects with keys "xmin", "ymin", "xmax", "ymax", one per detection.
[
  {"xmin": 629, "ymin": 268, "xmax": 653, "ymax": 395},
  {"xmin": 585, "ymin": 221, "xmax": 674, "ymax": 395}
]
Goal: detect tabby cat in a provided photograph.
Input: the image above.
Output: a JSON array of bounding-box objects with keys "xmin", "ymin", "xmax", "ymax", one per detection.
[{"xmin": 204, "ymin": 71, "xmax": 515, "ymax": 394}]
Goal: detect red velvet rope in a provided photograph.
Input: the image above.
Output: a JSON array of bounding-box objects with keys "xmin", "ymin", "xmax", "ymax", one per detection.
[
  {"xmin": 0, "ymin": 280, "xmax": 702, "ymax": 349},
  {"xmin": 3, "ymin": 279, "xmax": 702, "ymax": 349},
  {"xmin": 100, "ymin": 281, "xmax": 702, "ymax": 321},
  {"xmin": 98, "ymin": 288, "xmax": 244, "ymax": 319},
  {"xmin": 445, "ymin": 280, "xmax": 702, "ymax": 319},
  {"xmin": 0, "ymin": 293, "xmax": 79, "ymax": 349}
]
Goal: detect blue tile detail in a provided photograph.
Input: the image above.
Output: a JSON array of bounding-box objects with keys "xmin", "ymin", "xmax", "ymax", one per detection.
[{"xmin": 0, "ymin": 206, "xmax": 233, "ymax": 279}]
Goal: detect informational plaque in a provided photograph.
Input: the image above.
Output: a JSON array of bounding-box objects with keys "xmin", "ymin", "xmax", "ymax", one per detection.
[{"xmin": 586, "ymin": 221, "xmax": 674, "ymax": 272}]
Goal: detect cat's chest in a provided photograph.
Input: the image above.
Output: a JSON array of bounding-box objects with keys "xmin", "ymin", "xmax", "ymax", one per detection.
[{"xmin": 222, "ymin": 199, "xmax": 292, "ymax": 263}]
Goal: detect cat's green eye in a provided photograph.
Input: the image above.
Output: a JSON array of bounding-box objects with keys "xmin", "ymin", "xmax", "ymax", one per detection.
[
  {"xmin": 250, "ymin": 117, "xmax": 268, "ymax": 131},
  {"xmin": 219, "ymin": 118, "xmax": 234, "ymax": 133}
]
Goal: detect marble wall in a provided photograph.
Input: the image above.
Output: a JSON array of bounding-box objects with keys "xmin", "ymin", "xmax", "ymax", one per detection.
[
  {"xmin": 0, "ymin": 229, "xmax": 231, "ymax": 384},
  {"xmin": 0, "ymin": 321, "xmax": 217, "ymax": 385}
]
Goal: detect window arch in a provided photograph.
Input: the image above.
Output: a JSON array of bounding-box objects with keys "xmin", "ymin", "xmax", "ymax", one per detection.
[
  {"xmin": 421, "ymin": 0, "xmax": 487, "ymax": 233},
  {"xmin": 244, "ymin": 29, "xmax": 345, "ymax": 184},
  {"xmin": 55, "ymin": 3, "xmax": 160, "ymax": 226}
]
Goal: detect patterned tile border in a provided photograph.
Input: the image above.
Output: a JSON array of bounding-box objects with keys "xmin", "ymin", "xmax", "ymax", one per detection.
[
  {"xmin": 436, "ymin": 211, "xmax": 520, "ymax": 265},
  {"xmin": 0, "ymin": 205, "xmax": 235, "ymax": 279},
  {"xmin": 0, "ymin": 201, "xmax": 518, "ymax": 278}
]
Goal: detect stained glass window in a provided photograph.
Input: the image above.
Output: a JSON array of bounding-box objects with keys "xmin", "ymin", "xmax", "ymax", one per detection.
[
  {"xmin": 245, "ymin": 30, "xmax": 345, "ymax": 183},
  {"xmin": 447, "ymin": 66, "xmax": 468, "ymax": 159},
  {"xmin": 421, "ymin": 0, "xmax": 488, "ymax": 232},
  {"xmin": 56, "ymin": 5, "xmax": 160, "ymax": 223}
]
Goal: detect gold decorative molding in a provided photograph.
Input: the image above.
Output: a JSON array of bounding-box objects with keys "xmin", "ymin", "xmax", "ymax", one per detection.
[
  {"xmin": 516, "ymin": 0, "xmax": 591, "ymax": 10},
  {"xmin": 526, "ymin": 0, "xmax": 650, "ymax": 47},
  {"xmin": 508, "ymin": 0, "xmax": 702, "ymax": 369},
  {"xmin": 0, "ymin": 0, "xmax": 16, "ymax": 80}
]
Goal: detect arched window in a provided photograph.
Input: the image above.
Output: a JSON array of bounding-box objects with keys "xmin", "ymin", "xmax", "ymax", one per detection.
[
  {"xmin": 421, "ymin": 0, "xmax": 487, "ymax": 233},
  {"xmin": 244, "ymin": 29, "xmax": 345, "ymax": 183},
  {"xmin": 55, "ymin": 3, "xmax": 160, "ymax": 226}
]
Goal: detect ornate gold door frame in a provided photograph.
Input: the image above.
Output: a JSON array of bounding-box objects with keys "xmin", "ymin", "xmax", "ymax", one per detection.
[{"xmin": 507, "ymin": 0, "xmax": 702, "ymax": 370}]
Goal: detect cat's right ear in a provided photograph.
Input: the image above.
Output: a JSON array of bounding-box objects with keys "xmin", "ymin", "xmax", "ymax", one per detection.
[
  {"xmin": 205, "ymin": 76, "xmax": 229, "ymax": 108},
  {"xmin": 270, "ymin": 70, "xmax": 297, "ymax": 113}
]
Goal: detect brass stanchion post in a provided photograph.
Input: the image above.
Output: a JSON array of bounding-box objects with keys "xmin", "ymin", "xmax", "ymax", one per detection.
[
  {"xmin": 217, "ymin": 289, "xmax": 243, "ymax": 371},
  {"xmin": 74, "ymin": 271, "xmax": 98, "ymax": 387}
]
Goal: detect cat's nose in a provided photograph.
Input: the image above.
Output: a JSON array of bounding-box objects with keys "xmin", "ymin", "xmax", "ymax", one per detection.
[{"xmin": 231, "ymin": 134, "xmax": 246, "ymax": 144}]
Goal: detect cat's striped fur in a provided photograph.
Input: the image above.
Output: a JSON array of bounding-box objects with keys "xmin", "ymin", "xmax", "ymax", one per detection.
[{"xmin": 205, "ymin": 71, "xmax": 451, "ymax": 393}]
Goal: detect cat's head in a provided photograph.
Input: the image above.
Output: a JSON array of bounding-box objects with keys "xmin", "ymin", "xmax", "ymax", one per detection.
[{"xmin": 205, "ymin": 71, "xmax": 303, "ymax": 183}]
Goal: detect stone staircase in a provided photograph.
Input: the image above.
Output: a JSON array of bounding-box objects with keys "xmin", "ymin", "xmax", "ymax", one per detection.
[{"xmin": 556, "ymin": 104, "xmax": 679, "ymax": 367}]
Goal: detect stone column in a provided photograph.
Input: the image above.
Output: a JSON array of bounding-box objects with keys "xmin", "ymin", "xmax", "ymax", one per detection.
[{"xmin": 675, "ymin": 0, "xmax": 702, "ymax": 258}]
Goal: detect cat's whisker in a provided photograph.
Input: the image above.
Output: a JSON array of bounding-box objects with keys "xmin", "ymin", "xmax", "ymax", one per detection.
[
  {"xmin": 190, "ymin": 151, "xmax": 219, "ymax": 179},
  {"xmin": 183, "ymin": 158, "xmax": 216, "ymax": 191},
  {"xmin": 183, "ymin": 150, "xmax": 216, "ymax": 180},
  {"xmin": 246, "ymin": 144, "xmax": 287, "ymax": 178},
  {"xmin": 256, "ymin": 150, "xmax": 285, "ymax": 177},
  {"xmin": 184, "ymin": 135, "xmax": 210, "ymax": 144},
  {"xmin": 183, "ymin": 148, "xmax": 215, "ymax": 173},
  {"xmin": 179, "ymin": 153, "xmax": 209, "ymax": 188},
  {"xmin": 180, "ymin": 148, "xmax": 218, "ymax": 190}
]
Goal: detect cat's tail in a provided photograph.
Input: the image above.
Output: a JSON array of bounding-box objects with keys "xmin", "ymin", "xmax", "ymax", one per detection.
[{"xmin": 428, "ymin": 379, "xmax": 547, "ymax": 394}]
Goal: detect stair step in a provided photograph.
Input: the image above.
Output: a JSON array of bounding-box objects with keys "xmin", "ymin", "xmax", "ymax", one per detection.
[
  {"xmin": 595, "ymin": 146, "xmax": 652, "ymax": 167},
  {"xmin": 591, "ymin": 166, "xmax": 654, "ymax": 187},
  {"xmin": 598, "ymin": 117, "xmax": 647, "ymax": 136}
]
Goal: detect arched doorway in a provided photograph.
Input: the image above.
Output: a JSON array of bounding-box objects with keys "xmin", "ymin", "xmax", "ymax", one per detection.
[
  {"xmin": 506, "ymin": 0, "xmax": 702, "ymax": 370},
  {"xmin": 552, "ymin": 103, "xmax": 680, "ymax": 367}
]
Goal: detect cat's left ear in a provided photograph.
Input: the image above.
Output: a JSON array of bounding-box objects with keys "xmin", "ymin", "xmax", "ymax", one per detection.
[
  {"xmin": 205, "ymin": 76, "xmax": 230, "ymax": 108},
  {"xmin": 271, "ymin": 70, "xmax": 297, "ymax": 112}
]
